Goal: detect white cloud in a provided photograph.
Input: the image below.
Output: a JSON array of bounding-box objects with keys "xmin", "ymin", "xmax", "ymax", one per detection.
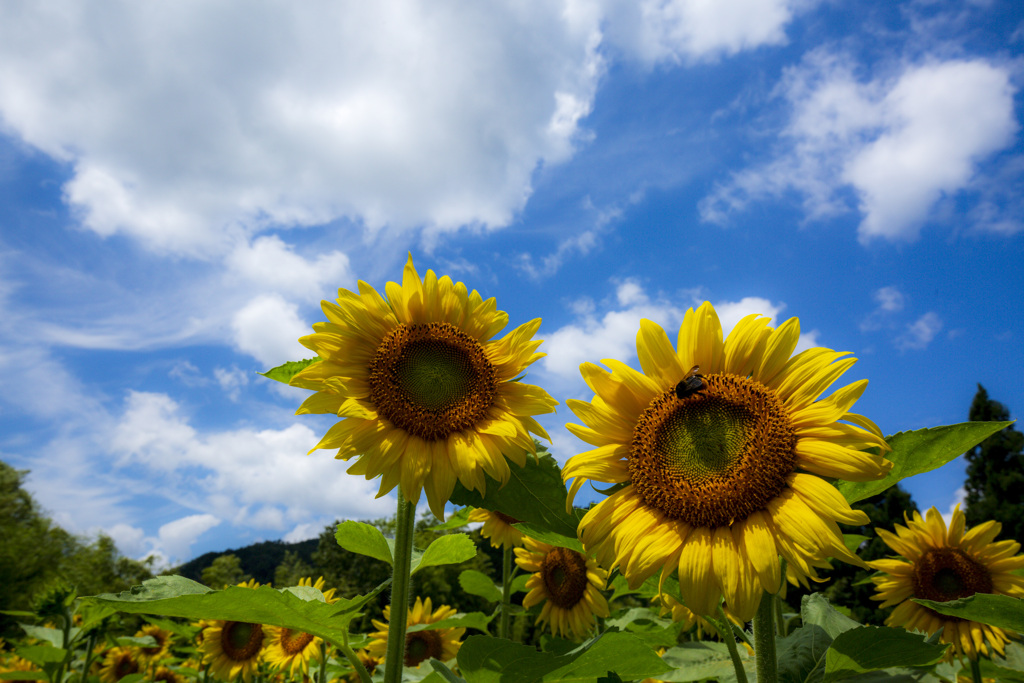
[
  {"xmin": 701, "ymin": 53, "xmax": 1019, "ymax": 242},
  {"xmin": 225, "ymin": 236, "xmax": 351, "ymax": 300},
  {"xmin": 860, "ymin": 286, "xmax": 906, "ymax": 331},
  {"xmin": 214, "ymin": 366, "xmax": 250, "ymax": 402},
  {"xmin": 895, "ymin": 312, "xmax": 943, "ymax": 351},
  {"xmin": 941, "ymin": 487, "xmax": 967, "ymax": 528},
  {"xmin": 231, "ymin": 294, "xmax": 310, "ymax": 367},
  {"xmin": 157, "ymin": 514, "xmax": 221, "ymax": 564}
]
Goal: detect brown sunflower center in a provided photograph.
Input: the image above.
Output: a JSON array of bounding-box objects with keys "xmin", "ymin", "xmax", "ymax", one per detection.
[
  {"xmin": 369, "ymin": 322, "xmax": 497, "ymax": 441},
  {"xmin": 141, "ymin": 630, "xmax": 166, "ymax": 655},
  {"xmin": 221, "ymin": 622, "xmax": 264, "ymax": 662},
  {"xmin": 495, "ymin": 511, "xmax": 521, "ymax": 525},
  {"xmin": 629, "ymin": 374, "xmax": 796, "ymax": 528},
  {"xmin": 404, "ymin": 629, "xmax": 443, "ymax": 667},
  {"xmin": 541, "ymin": 546, "xmax": 589, "ymax": 609},
  {"xmin": 114, "ymin": 655, "xmax": 139, "ymax": 678},
  {"xmin": 913, "ymin": 547, "xmax": 993, "ymax": 616},
  {"xmin": 279, "ymin": 628, "xmax": 315, "ymax": 655}
]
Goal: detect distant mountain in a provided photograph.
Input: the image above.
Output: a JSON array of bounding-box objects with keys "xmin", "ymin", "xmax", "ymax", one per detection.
[{"xmin": 174, "ymin": 538, "xmax": 319, "ymax": 585}]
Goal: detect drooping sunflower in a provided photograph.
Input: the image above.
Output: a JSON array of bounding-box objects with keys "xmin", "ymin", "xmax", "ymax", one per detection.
[
  {"xmin": 366, "ymin": 596, "xmax": 464, "ymax": 667},
  {"xmin": 514, "ymin": 536, "xmax": 610, "ymax": 639},
  {"xmin": 201, "ymin": 582, "xmax": 267, "ymax": 683},
  {"xmin": 290, "ymin": 255, "xmax": 558, "ymax": 519},
  {"xmin": 98, "ymin": 648, "xmax": 140, "ymax": 683},
  {"xmin": 870, "ymin": 505, "xmax": 1024, "ymax": 660},
  {"xmin": 655, "ymin": 593, "xmax": 738, "ymax": 639},
  {"xmin": 562, "ymin": 302, "xmax": 892, "ymax": 621},
  {"xmin": 469, "ymin": 507, "xmax": 524, "ymax": 549},
  {"xmin": 132, "ymin": 624, "xmax": 174, "ymax": 669}
]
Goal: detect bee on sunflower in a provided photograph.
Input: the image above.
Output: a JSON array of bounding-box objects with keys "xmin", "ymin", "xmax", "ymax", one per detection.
[
  {"xmin": 562, "ymin": 302, "xmax": 892, "ymax": 622},
  {"xmin": 870, "ymin": 505, "xmax": 1024, "ymax": 661},
  {"xmin": 514, "ymin": 536, "xmax": 610, "ymax": 640}
]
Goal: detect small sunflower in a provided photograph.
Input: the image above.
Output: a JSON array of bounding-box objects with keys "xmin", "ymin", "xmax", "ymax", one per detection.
[
  {"xmin": 98, "ymin": 647, "xmax": 139, "ymax": 683},
  {"xmin": 201, "ymin": 581, "xmax": 267, "ymax": 683},
  {"xmin": 132, "ymin": 624, "xmax": 173, "ymax": 669},
  {"xmin": 366, "ymin": 596, "xmax": 464, "ymax": 667},
  {"xmin": 298, "ymin": 575, "xmax": 339, "ymax": 603},
  {"xmin": 870, "ymin": 505, "xmax": 1024, "ymax": 660},
  {"xmin": 341, "ymin": 650, "xmax": 382, "ymax": 683},
  {"xmin": 469, "ymin": 507, "xmax": 524, "ymax": 549},
  {"xmin": 290, "ymin": 255, "xmax": 558, "ymax": 519},
  {"xmin": 152, "ymin": 667, "xmax": 187, "ymax": 683},
  {"xmin": 264, "ymin": 625, "xmax": 320, "ymax": 676},
  {"xmin": 562, "ymin": 302, "xmax": 892, "ymax": 621},
  {"xmin": 514, "ymin": 536, "xmax": 610, "ymax": 639}
]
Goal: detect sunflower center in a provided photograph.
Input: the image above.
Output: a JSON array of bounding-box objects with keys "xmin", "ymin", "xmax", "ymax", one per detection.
[
  {"xmin": 404, "ymin": 629, "xmax": 443, "ymax": 667},
  {"xmin": 913, "ymin": 547, "xmax": 993, "ymax": 614},
  {"xmin": 279, "ymin": 628, "xmax": 315, "ymax": 655},
  {"xmin": 221, "ymin": 622, "xmax": 264, "ymax": 661},
  {"xmin": 114, "ymin": 656, "xmax": 138, "ymax": 678},
  {"xmin": 369, "ymin": 322, "xmax": 497, "ymax": 441},
  {"xmin": 629, "ymin": 374, "xmax": 796, "ymax": 528},
  {"xmin": 541, "ymin": 546, "xmax": 589, "ymax": 609}
]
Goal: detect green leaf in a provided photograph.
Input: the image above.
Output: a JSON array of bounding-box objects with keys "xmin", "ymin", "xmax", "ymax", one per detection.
[
  {"xmin": 458, "ymin": 570, "xmax": 502, "ymax": 604},
  {"xmin": 14, "ymin": 645, "xmax": 67, "ymax": 667},
  {"xmin": 512, "ymin": 523, "xmax": 583, "ymax": 553},
  {"xmin": 510, "ymin": 574, "xmax": 530, "ymax": 594},
  {"xmin": 335, "ymin": 521, "xmax": 394, "ymax": 566},
  {"xmin": 407, "ymin": 612, "xmax": 492, "ymax": 635},
  {"xmin": 913, "ymin": 593, "xmax": 1024, "ymax": 631},
  {"xmin": 259, "ymin": 358, "xmax": 321, "ymax": 384},
  {"xmin": 429, "ymin": 507, "xmax": 473, "ymax": 530},
  {"xmin": 658, "ymin": 642, "xmax": 753, "ymax": 682},
  {"xmin": 430, "ymin": 660, "xmax": 468, "ymax": 683},
  {"xmin": 837, "ymin": 422, "xmax": 1013, "ymax": 504},
  {"xmin": 605, "ymin": 607, "xmax": 681, "ymax": 649},
  {"xmin": 801, "ymin": 594, "xmax": 861, "ymax": 639},
  {"xmin": 822, "ymin": 626, "xmax": 948, "ymax": 681},
  {"xmin": 984, "ymin": 641, "xmax": 1024, "ymax": 682},
  {"xmin": 776, "ymin": 624, "xmax": 832, "ymax": 683},
  {"xmin": 0, "ymin": 673, "xmax": 48, "ymax": 681},
  {"xmin": 113, "ymin": 635, "xmax": 158, "ymax": 648},
  {"xmin": 411, "ymin": 534, "xmax": 477, "ymax": 574},
  {"xmin": 842, "ymin": 534, "xmax": 869, "ymax": 554},
  {"xmin": 83, "ymin": 576, "xmax": 374, "ymax": 649},
  {"xmin": 456, "ymin": 632, "xmax": 669, "ymax": 683},
  {"xmin": 450, "ymin": 454, "xmax": 582, "ymax": 539},
  {"xmin": 17, "ymin": 624, "xmax": 66, "ymax": 648}
]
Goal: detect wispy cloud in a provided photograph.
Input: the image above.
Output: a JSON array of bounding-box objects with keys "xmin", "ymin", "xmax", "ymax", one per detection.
[{"xmin": 895, "ymin": 312, "xmax": 943, "ymax": 351}]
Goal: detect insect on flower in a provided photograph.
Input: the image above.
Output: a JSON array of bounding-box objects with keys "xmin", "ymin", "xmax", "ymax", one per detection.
[{"xmin": 674, "ymin": 365, "xmax": 705, "ymax": 400}]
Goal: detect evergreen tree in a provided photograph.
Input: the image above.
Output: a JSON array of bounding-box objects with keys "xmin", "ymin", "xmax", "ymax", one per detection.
[{"xmin": 963, "ymin": 384, "xmax": 1024, "ymax": 541}]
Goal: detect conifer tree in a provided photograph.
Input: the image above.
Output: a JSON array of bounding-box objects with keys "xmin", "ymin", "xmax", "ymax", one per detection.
[{"xmin": 963, "ymin": 384, "xmax": 1024, "ymax": 541}]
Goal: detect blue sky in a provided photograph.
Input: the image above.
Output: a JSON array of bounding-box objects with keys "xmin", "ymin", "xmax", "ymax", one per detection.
[{"xmin": 1, "ymin": 0, "xmax": 1022, "ymax": 567}]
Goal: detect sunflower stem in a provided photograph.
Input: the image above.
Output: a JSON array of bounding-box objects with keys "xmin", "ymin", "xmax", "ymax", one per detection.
[
  {"xmin": 338, "ymin": 632, "xmax": 371, "ymax": 683},
  {"xmin": 970, "ymin": 657, "xmax": 983, "ymax": 683},
  {"xmin": 753, "ymin": 592, "xmax": 778, "ymax": 683},
  {"xmin": 774, "ymin": 594, "xmax": 786, "ymax": 637},
  {"xmin": 383, "ymin": 489, "xmax": 417, "ymax": 683},
  {"xmin": 716, "ymin": 605, "xmax": 749, "ymax": 683},
  {"xmin": 500, "ymin": 546, "xmax": 513, "ymax": 640}
]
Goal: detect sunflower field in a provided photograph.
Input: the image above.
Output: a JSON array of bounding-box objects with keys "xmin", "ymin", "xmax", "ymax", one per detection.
[{"xmin": 3, "ymin": 257, "xmax": 1024, "ymax": 683}]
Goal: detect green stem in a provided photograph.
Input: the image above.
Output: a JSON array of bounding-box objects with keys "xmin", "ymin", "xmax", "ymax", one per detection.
[
  {"xmin": 716, "ymin": 605, "xmax": 749, "ymax": 683},
  {"xmin": 774, "ymin": 594, "xmax": 786, "ymax": 637},
  {"xmin": 970, "ymin": 657, "xmax": 983, "ymax": 683},
  {"xmin": 500, "ymin": 547, "xmax": 513, "ymax": 640},
  {"xmin": 79, "ymin": 631, "xmax": 98, "ymax": 683},
  {"xmin": 383, "ymin": 490, "xmax": 417, "ymax": 683},
  {"xmin": 753, "ymin": 592, "xmax": 778, "ymax": 683},
  {"xmin": 338, "ymin": 631, "xmax": 372, "ymax": 683}
]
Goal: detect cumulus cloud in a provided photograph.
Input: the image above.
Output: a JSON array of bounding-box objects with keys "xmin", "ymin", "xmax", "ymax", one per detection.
[
  {"xmin": 214, "ymin": 366, "xmax": 250, "ymax": 401},
  {"xmin": 157, "ymin": 514, "xmax": 221, "ymax": 564},
  {"xmin": 225, "ymin": 236, "xmax": 351, "ymax": 300},
  {"xmin": 700, "ymin": 53, "xmax": 1019, "ymax": 242},
  {"xmin": 231, "ymin": 294, "xmax": 310, "ymax": 367},
  {"xmin": 860, "ymin": 286, "xmax": 906, "ymax": 331},
  {"xmin": 895, "ymin": 312, "xmax": 943, "ymax": 351},
  {"xmin": 0, "ymin": 1, "xmax": 813, "ymax": 256}
]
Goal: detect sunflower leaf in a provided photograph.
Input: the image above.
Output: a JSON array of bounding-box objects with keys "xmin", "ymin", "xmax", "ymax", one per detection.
[
  {"xmin": 410, "ymin": 533, "xmax": 478, "ymax": 574},
  {"xmin": 775, "ymin": 624, "xmax": 831, "ymax": 683},
  {"xmin": 83, "ymin": 576, "xmax": 368, "ymax": 650},
  {"xmin": 800, "ymin": 594, "xmax": 861, "ymax": 639},
  {"xmin": 913, "ymin": 593, "xmax": 1024, "ymax": 631},
  {"xmin": 449, "ymin": 454, "xmax": 582, "ymax": 540},
  {"xmin": 837, "ymin": 421, "xmax": 1013, "ymax": 504},
  {"xmin": 511, "ymin": 523, "xmax": 583, "ymax": 553},
  {"xmin": 429, "ymin": 506, "xmax": 473, "ymax": 530},
  {"xmin": 822, "ymin": 626, "xmax": 948, "ymax": 681},
  {"xmin": 406, "ymin": 611, "xmax": 492, "ymax": 635},
  {"xmin": 0, "ymin": 673, "xmax": 47, "ymax": 680},
  {"xmin": 458, "ymin": 570, "xmax": 502, "ymax": 604},
  {"xmin": 259, "ymin": 357, "xmax": 322, "ymax": 384},
  {"xmin": 657, "ymin": 642, "xmax": 753, "ymax": 682},
  {"xmin": 334, "ymin": 521, "xmax": 394, "ymax": 566}
]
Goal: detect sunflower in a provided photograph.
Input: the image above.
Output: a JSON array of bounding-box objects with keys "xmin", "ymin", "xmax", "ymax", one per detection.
[
  {"xmin": 366, "ymin": 596, "xmax": 464, "ymax": 667},
  {"xmin": 98, "ymin": 647, "xmax": 139, "ymax": 683},
  {"xmin": 655, "ymin": 593, "xmax": 737, "ymax": 639},
  {"xmin": 152, "ymin": 667, "xmax": 188, "ymax": 683},
  {"xmin": 201, "ymin": 581, "xmax": 267, "ymax": 683},
  {"xmin": 340, "ymin": 650, "xmax": 382, "ymax": 683},
  {"xmin": 562, "ymin": 302, "xmax": 892, "ymax": 621},
  {"xmin": 514, "ymin": 536, "xmax": 610, "ymax": 639},
  {"xmin": 132, "ymin": 624, "xmax": 173, "ymax": 669},
  {"xmin": 469, "ymin": 507, "xmax": 524, "ymax": 549},
  {"xmin": 290, "ymin": 255, "xmax": 558, "ymax": 519},
  {"xmin": 870, "ymin": 505, "xmax": 1024, "ymax": 660},
  {"xmin": 298, "ymin": 575, "xmax": 339, "ymax": 604}
]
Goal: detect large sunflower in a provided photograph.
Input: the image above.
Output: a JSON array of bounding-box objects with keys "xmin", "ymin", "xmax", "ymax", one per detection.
[
  {"xmin": 366, "ymin": 597, "xmax": 464, "ymax": 667},
  {"xmin": 514, "ymin": 536, "xmax": 610, "ymax": 639},
  {"xmin": 201, "ymin": 582, "xmax": 267, "ymax": 683},
  {"xmin": 562, "ymin": 302, "xmax": 892, "ymax": 621},
  {"xmin": 469, "ymin": 507, "xmax": 524, "ymax": 549},
  {"xmin": 870, "ymin": 505, "xmax": 1024, "ymax": 660},
  {"xmin": 290, "ymin": 255, "xmax": 557, "ymax": 518}
]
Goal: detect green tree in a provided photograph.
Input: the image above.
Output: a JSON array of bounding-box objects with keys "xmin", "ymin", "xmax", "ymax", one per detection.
[
  {"xmin": 273, "ymin": 550, "xmax": 316, "ymax": 587},
  {"xmin": 963, "ymin": 384, "xmax": 1024, "ymax": 541},
  {"xmin": 201, "ymin": 554, "xmax": 250, "ymax": 588}
]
